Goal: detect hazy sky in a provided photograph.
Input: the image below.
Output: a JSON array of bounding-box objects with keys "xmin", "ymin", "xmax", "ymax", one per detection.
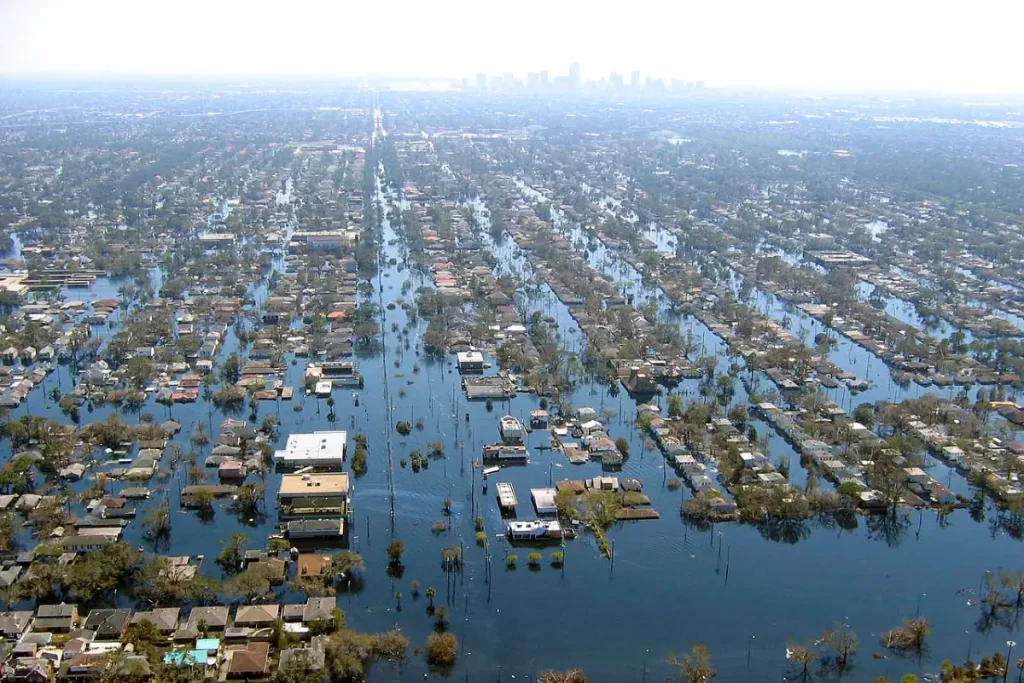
[{"xmin": 2, "ymin": 0, "xmax": 1023, "ymax": 94}]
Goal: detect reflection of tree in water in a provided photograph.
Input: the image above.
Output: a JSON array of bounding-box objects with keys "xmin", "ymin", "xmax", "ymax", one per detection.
[
  {"xmin": 975, "ymin": 569, "xmax": 1024, "ymax": 634},
  {"xmin": 815, "ymin": 509, "xmax": 859, "ymax": 534},
  {"xmin": 975, "ymin": 605, "xmax": 1021, "ymax": 635},
  {"xmin": 759, "ymin": 518, "xmax": 811, "ymax": 544},
  {"xmin": 989, "ymin": 505, "xmax": 1024, "ymax": 540},
  {"xmin": 866, "ymin": 511, "xmax": 912, "ymax": 547}
]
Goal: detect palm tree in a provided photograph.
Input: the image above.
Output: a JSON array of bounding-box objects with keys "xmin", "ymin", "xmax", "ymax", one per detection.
[{"xmin": 425, "ymin": 586, "xmax": 436, "ymax": 610}]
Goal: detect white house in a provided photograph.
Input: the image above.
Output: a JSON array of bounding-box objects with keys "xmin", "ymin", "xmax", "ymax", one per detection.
[{"xmin": 273, "ymin": 431, "xmax": 347, "ymax": 470}]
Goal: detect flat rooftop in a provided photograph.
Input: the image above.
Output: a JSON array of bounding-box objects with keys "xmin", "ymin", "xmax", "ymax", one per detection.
[
  {"xmin": 274, "ymin": 431, "xmax": 346, "ymax": 464},
  {"xmin": 279, "ymin": 472, "xmax": 350, "ymax": 497}
]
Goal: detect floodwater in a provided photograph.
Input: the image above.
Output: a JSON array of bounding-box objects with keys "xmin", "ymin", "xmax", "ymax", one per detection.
[{"xmin": 1, "ymin": 173, "xmax": 1021, "ymax": 683}]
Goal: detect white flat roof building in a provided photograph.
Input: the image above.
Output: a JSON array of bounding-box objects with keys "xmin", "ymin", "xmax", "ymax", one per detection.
[
  {"xmin": 531, "ymin": 488, "xmax": 558, "ymax": 515},
  {"xmin": 273, "ymin": 431, "xmax": 347, "ymax": 470},
  {"xmin": 457, "ymin": 351, "xmax": 485, "ymax": 371}
]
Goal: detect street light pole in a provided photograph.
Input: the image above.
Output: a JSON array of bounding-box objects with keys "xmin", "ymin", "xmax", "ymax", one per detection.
[{"xmin": 1006, "ymin": 641, "xmax": 1016, "ymax": 683}]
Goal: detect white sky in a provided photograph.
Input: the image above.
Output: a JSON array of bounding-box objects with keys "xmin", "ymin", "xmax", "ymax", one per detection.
[{"xmin": 2, "ymin": 0, "xmax": 1023, "ymax": 94}]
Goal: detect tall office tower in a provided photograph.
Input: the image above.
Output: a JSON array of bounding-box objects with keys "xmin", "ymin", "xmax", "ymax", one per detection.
[
  {"xmin": 631, "ymin": 70, "xmax": 641, "ymax": 89},
  {"xmin": 476, "ymin": 73, "xmax": 487, "ymax": 90},
  {"xmin": 569, "ymin": 62, "xmax": 581, "ymax": 87},
  {"xmin": 610, "ymin": 72, "xmax": 624, "ymax": 89},
  {"xmin": 539, "ymin": 70, "xmax": 549, "ymax": 87}
]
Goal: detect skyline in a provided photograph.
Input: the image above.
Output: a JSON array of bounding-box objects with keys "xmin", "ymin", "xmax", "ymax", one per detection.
[{"xmin": 1, "ymin": 0, "xmax": 1024, "ymax": 96}]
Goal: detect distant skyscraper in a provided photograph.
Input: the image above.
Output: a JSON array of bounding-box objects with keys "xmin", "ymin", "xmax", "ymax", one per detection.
[
  {"xmin": 539, "ymin": 70, "xmax": 549, "ymax": 87},
  {"xmin": 527, "ymin": 72, "xmax": 539, "ymax": 89},
  {"xmin": 610, "ymin": 72, "xmax": 623, "ymax": 89},
  {"xmin": 476, "ymin": 73, "xmax": 487, "ymax": 90},
  {"xmin": 569, "ymin": 62, "xmax": 581, "ymax": 87},
  {"xmin": 631, "ymin": 71, "xmax": 641, "ymax": 90}
]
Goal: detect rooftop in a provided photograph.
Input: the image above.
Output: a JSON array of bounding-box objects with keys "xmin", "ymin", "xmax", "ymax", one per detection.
[
  {"xmin": 274, "ymin": 431, "xmax": 347, "ymax": 465},
  {"xmin": 279, "ymin": 472, "xmax": 350, "ymax": 497}
]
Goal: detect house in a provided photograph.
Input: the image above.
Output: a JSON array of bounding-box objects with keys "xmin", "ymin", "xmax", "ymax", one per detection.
[
  {"xmin": 131, "ymin": 607, "xmax": 179, "ymax": 634},
  {"xmin": 58, "ymin": 528, "xmax": 122, "ymax": 552},
  {"xmin": 456, "ymin": 350, "xmax": 485, "ymax": 373},
  {"xmin": 82, "ymin": 609, "xmax": 131, "ymax": 640},
  {"xmin": 530, "ymin": 488, "xmax": 558, "ymax": 515},
  {"xmin": 462, "ymin": 376, "xmax": 514, "ymax": 399},
  {"xmin": 929, "ymin": 485, "xmax": 957, "ymax": 505},
  {"xmin": 674, "ymin": 454, "xmax": 702, "ymax": 476},
  {"xmin": 942, "ymin": 445, "xmax": 966, "ymax": 463},
  {"xmin": 302, "ymin": 597, "xmax": 335, "ymax": 626},
  {"xmin": 273, "ymin": 431, "xmax": 347, "ymax": 470},
  {"xmin": 285, "ymin": 518, "xmax": 345, "ymax": 539},
  {"xmin": 218, "ymin": 460, "xmax": 247, "ymax": 481},
  {"xmin": 278, "ymin": 472, "xmax": 350, "ymax": 521},
  {"xmin": 757, "ymin": 472, "xmax": 788, "ymax": 487},
  {"xmin": 233, "ymin": 604, "xmax": 280, "ymax": 628},
  {"xmin": 185, "ymin": 606, "xmax": 229, "ymax": 633},
  {"xmin": 0, "ymin": 611, "xmax": 34, "ymax": 639},
  {"xmin": 5, "ymin": 657, "xmax": 51, "ymax": 683},
  {"xmin": 33, "ymin": 604, "xmax": 78, "ymax": 632},
  {"xmin": 904, "ymin": 467, "xmax": 929, "ymax": 485},
  {"xmin": 296, "ymin": 554, "xmax": 333, "ymax": 579},
  {"xmin": 227, "ymin": 641, "xmax": 270, "ymax": 678},
  {"xmin": 279, "ymin": 636, "xmax": 328, "ymax": 674}
]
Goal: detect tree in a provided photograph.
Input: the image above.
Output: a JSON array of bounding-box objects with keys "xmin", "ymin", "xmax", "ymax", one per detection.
[
  {"xmin": 668, "ymin": 394, "xmax": 685, "ymax": 418},
  {"xmin": 332, "ymin": 550, "xmax": 365, "ymax": 581},
  {"xmin": 386, "ymin": 539, "xmax": 405, "ymax": 565},
  {"xmin": 351, "ymin": 442, "xmax": 368, "ymax": 476},
  {"xmin": 787, "ymin": 640, "xmax": 818, "ymax": 680},
  {"xmin": 615, "ymin": 437, "xmax": 630, "ymax": 455},
  {"xmin": 125, "ymin": 355, "xmax": 154, "ymax": 390},
  {"xmin": 230, "ymin": 567, "xmax": 271, "ymax": 602},
  {"xmin": 276, "ymin": 653, "xmax": 327, "ymax": 683},
  {"xmin": 882, "ymin": 617, "xmax": 930, "ymax": 653},
  {"xmin": 122, "ymin": 620, "xmax": 163, "ymax": 661},
  {"xmin": 539, "ymin": 670, "xmax": 588, "ymax": 683},
  {"xmin": 191, "ymin": 487, "xmax": 214, "ymax": 514},
  {"xmin": 216, "ymin": 533, "xmax": 248, "ymax": 573},
  {"xmin": 670, "ymin": 643, "xmax": 716, "ymax": 683},
  {"xmin": 822, "ymin": 622, "xmax": 858, "ymax": 671},
  {"xmin": 853, "ymin": 403, "xmax": 875, "ymax": 427},
  {"xmin": 99, "ymin": 647, "xmax": 150, "ymax": 683},
  {"xmin": 30, "ymin": 496, "xmax": 70, "ymax": 538},
  {"xmin": 426, "ymin": 632, "xmax": 458, "ymax": 668},
  {"xmin": 65, "ymin": 542, "xmax": 137, "ymax": 602},
  {"xmin": 231, "ymin": 483, "xmax": 265, "ymax": 516},
  {"xmin": 325, "ymin": 628, "xmax": 409, "ymax": 681},
  {"xmin": 220, "ymin": 352, "xmax": 241, "ymax": 384},
  {"xmin": 0, "ymin": 512, "xmax": 15, "ymax": 553},
  {"xmin": 142, "ymin": 500, "xmax": 171, "ymax": 540},
  {"xmin": 425, "ymin": 586, "xmax": 437, "ymax": 610}
]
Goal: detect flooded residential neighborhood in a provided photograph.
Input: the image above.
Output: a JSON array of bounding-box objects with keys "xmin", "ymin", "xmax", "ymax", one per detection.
[{"xmin": 0, "ymin": 11, "xmax": 1023, "ymax": 682}]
